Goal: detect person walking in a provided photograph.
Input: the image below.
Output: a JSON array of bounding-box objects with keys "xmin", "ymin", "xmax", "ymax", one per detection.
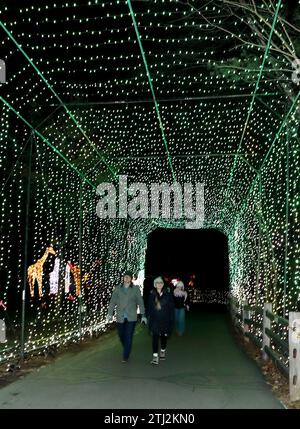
[
  {"xmin": 173, "ymin": 280, "xmax": 189, "ymax": 336},
  {"xmin": 106, "ymin": 271, "xmax": 147, "ymax": 362},
  {"xmin": 147, "ymin": 276, "xmax": 174, "ymax": 365}
]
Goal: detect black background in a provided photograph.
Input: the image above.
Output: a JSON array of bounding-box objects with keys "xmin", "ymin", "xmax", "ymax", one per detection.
[{"xmin": 145, "ymin": 228, "xmax": 229, "ymax": 292}]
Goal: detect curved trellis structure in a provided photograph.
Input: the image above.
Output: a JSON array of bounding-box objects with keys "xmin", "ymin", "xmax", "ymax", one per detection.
[{"xmin": 0, "ymin": 0, "xmax": 299, "ymax": 363}]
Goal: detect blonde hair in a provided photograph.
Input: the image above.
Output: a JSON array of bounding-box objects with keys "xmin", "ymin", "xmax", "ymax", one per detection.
[
  {"xmin": 174, "ymin": 280, "xmax": 187, "ymax": 299},
  {"xmin": 154, "ymin": 276, "xmax": 164, "ymax": 286},
  {"xmin": 175, "ymin": 280, "xmax": 184, "ymax": 289}
]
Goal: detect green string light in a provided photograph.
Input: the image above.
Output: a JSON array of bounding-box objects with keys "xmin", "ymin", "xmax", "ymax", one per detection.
[
  {"xmin": 0, "ymin": 0, "xmax": 299, "ymax": 361},
  {"xmin": 0, "ymin": 20, "xmax": 117, "ymax": 179},
  {"xmin": 0, "ymin": 95, "xmax": 97, "ymax": 189},
  {"xmin": 127, "ymin": 0, "xmax": 176, "ymax": 182},
  {"xmin": 223, "ymin": 0, "xmax": 283, "ymax": 216}
]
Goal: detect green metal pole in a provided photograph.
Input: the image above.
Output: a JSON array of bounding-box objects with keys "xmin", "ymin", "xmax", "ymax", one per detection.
[
  {"xmin": 0, "ymin": 95, "xmax": 97, "ymax": 190},
  {"xmin": 283, "ymin": 130, "xmax": 290, "ymax": 317},
  {"xmin": 127, "ymin": 0, "xmax": 176, "ymax": 182},
  {"xmin": 255, "ymin": 185, "xmax": 278, "ymax": 307},
  {"xmin": 236, "ymin": 90, "xmax": 300, "ymax": 222},
  {"xmin": 255, "ymin": 175, "xmax": 262, "ymax": 313},
  {"xmin": 20, "ymin": 133, "xmax": 33, "ymax": 362},
  {"xmin": 0, "ymin": 21, "xmax": 116, "ymax": 179},
  {"xmin": 78, "ymin": 179, "xmax": 83, "ymax": 341},
  {"xmin": 222, "ymin": 0, "xmax": 282, "ymax": 219}
]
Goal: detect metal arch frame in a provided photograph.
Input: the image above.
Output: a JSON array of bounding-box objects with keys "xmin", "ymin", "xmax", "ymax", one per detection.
[
  {"xmin": 127, "ymin": 0, "xmax": 176, "ymax": 182},
  {"xmin": 0, "ymin": 95, "xmax": 97, "ymax": 190},
  {"xmin": 234, "ymin": 92, "xmax": 300, "ymax": 313},
  {"xmin": 0, "ymin": 20, "xmax": 117, "ymax": 180},
  {"xmin": 221, "ymin": 0, "xmax": 283, "ymax": 218},
  {"xmin": 236, "ymin": 91, "xmax": 300, "ymax": 219},
  {"xmin": 49, "ymin": 92, "xmax": 282, "ymax": 107}
]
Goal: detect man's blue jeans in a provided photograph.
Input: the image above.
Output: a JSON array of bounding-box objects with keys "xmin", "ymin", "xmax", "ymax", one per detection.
[
  {"xmin": 117, "ymin": 319, "xmax": 136, "ymax": 360},
  {"xmin": 175, "ymin": 308, "xmax": 185, "ymax": 336}
]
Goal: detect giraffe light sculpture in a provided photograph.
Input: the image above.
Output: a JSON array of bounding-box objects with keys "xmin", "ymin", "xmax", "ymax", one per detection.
[{"xmin": 27, "ymin": 246, "xmax": 56, "ymax": 298}]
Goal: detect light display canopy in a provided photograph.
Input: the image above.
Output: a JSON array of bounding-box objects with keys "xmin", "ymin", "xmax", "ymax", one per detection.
[{"xmin": 0, "ymin": 0, "xmax": 299, "ymax": 362}]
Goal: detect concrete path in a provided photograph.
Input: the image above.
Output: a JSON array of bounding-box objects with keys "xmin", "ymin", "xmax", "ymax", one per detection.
[{"xmin": 0, "ymin": 311, "xmax": 284, "ymax": 409}]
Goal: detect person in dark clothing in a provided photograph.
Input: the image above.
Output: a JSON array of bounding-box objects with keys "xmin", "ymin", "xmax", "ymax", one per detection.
[
  {"xmin": 143, "ymin": 276, "xmax": 155, "ymax": 314},
  {"xmin": 147, "ymin": 276, "xmax": 175, "ymax": 365},
  {"xmin": 173, "ymin": 280, "xmax": 189, "ymax": 336}
]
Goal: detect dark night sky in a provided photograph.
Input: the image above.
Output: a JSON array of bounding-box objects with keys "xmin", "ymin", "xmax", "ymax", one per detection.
[{"xmin": 145, "ymin": 228, "xmax": 229, "ymax": 291}]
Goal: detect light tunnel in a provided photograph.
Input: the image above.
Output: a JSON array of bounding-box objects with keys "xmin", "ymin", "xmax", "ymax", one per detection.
[{"xmin": 0, "ymin": 0, "xmax": 299, "ymax": 374}]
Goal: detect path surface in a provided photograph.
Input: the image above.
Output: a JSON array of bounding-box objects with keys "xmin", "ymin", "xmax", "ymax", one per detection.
[{"xmin": 0, "ymin": 311, "xmax": 284, "ymax": 409}]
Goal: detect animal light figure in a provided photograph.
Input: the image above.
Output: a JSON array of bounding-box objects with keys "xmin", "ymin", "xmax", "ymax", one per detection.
[{"xmin": 27, "ymin": 246, "xmax": 56, "ymax": 298}]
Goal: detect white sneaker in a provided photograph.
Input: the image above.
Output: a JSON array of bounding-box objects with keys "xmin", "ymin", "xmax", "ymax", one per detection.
[
  {"xmin": 160, "ymin": 350, "xmax": 166, "ymax": 360},
  {"xmin": 151, "ymin": 355, "xmax": 159, "ymax": 365}
]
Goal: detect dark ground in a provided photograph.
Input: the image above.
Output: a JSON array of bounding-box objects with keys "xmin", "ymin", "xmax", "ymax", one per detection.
[{"xmin": 0, "ymin": 309, "xmax": 285, "ymax": 409}]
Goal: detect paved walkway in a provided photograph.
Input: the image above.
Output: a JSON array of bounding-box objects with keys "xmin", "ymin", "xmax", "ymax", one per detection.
[{"xmin": 0, "ymin": 311, "xmax": 284, "ymax": 409}]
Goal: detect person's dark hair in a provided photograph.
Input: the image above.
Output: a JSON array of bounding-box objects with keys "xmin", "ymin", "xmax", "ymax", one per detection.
[
  {"xmin": 153, "ymin": 276, "xmax": 168, "ymax": 310},
  {"xmin": 123, "ymin": 271, "xmax": 133, "ymax": 278}
]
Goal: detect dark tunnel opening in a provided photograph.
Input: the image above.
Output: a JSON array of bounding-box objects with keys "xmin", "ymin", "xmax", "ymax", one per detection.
[{"xmin": 144, "ymin": 228, "xmax": 230, "ymax": 313}]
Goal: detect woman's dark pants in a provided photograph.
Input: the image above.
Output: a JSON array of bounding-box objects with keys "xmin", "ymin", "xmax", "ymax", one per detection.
[{"xmin": 152, "ymin": 334, "xmax": 167, "ymax": 354}]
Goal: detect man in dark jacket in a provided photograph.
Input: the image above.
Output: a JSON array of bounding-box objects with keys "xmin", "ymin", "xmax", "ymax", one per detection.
[{"xmin": 107, "ymin": 271, "xmax": 147, "ymax": 362}]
